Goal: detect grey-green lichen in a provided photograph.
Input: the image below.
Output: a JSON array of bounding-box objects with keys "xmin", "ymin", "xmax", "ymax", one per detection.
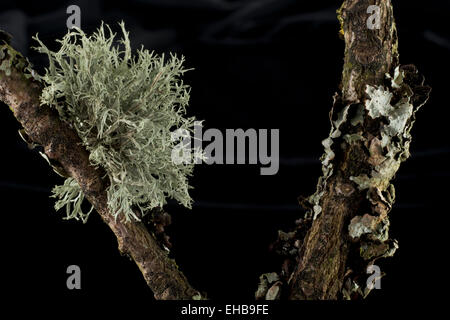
[
  {"xmin": 0, "ymin": 41, "xmax": 39, "ymax": 82},
  {"xmin": 33, "ymin": 22, "xmax": 198, "ymax": 222},
  {"xmin": 342, "ymin": 65, "xmax": 430, "ymax": 299},
  {"xmin": 305, "ymin": 66, "xmax": 422, "ymax": 244},
  {"xmin": 305, "ymin": 95, "xmax": 353, "ymax": 220},
  {"xmin": 348, "ymin": 213, "xmax": 389, "ymax": 241},
  {"xmin": 348, "ymin": 68, "xmax": 408, "ymax": 238},
  {"xmin": 255, "ymin": 272, "xmax": 281, "ymax": 300},
  {"xmin": 52, "ymin": 178, "xmax": 93, "ymax": 223},
  {"xmin": 349, "ymin": 66, "xmax": 426, "ymax": 239},
  {"xmin": 192, "ymin": 293, "xmax": 206, "ymax": 300},
  {"xmin": 338, "ymin": 64, "xmax": 430, "ymax": 299}
]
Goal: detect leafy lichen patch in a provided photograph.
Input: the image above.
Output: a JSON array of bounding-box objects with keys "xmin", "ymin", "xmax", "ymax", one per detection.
[
  {"xmin": 0, "ymin": 42, "xmax": 39, "ymax": 82},
  {"xmin": 255, "ymin": 272, "xmax": 280, "ymax": 300},
  {"xmin": 342, "ymin": 64, "xmax": 431, "ymax": 298},
  {"xmin": 348, "ymin": 213, "xmax": 378, "ymax": 238},
  {"xmin": 306, "ymin": 96, "xmax": 355, "ymax": 220}
]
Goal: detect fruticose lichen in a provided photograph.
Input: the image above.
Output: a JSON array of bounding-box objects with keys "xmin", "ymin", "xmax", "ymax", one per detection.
[{"xmin": 33, "ymin": 23, "xmax": 199, "ymax": 222}]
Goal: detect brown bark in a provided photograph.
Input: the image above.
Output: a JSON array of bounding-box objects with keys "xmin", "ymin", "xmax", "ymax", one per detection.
[
  {"xmin": 0, "ymin": 40, "xmax": 199, "ymax": 300},
  {"xmin": 285, "ymin": 0, "xmax": 430, "ymax": 300},
  {"xmin": 340, "ymin": 0, "xmax": 398, "ymax": 103}
]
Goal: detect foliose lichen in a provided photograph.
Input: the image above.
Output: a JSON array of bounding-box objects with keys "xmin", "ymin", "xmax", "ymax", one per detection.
[
  {"xmin": 255, "ymin": 272, "xmax": 281, "ymax": 300},
  {"xmin": 342, "ymin": 64, "xmax": 430, "ymax": 298},
  {"xmin": 0, "ymin": 40, "xmax": 39, "ymax": 82},
  {"xmin": 303, "ymin": 93, "xmax": 354, "ymax": 220},
  {"xmin": 349, "ymin": 66, "xmax": 429, "ymax": 239}
]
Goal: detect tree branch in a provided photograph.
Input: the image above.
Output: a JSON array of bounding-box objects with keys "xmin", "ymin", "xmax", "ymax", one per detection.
[
  {"xmin": 288, "ymin": 0, "xmax": 399, "ymax": 300},
  {"xmin": 262, "ymin": 0, "xmax": 431, "ymax": 300},
  {"xmin": 0, "ymin": 39, "xmax": 200, "ymax": 300}
]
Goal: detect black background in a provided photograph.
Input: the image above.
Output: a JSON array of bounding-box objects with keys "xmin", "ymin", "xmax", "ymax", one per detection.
[{"xmin": 0, "ymin": 0, "xmax": 449, "ymax": 313}]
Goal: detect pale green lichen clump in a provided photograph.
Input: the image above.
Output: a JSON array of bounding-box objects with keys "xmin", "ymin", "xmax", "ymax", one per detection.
[{"xmin": 34, "ymin": 22, "xmax": 197, "ymax": 222}]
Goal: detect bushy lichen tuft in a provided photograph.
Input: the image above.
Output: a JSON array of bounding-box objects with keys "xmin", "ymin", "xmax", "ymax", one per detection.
[{"xmin": 34, "ymin": 22, "xmax": 198, "ymax": 222}]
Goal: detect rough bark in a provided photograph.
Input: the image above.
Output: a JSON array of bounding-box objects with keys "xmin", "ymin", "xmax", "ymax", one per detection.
[
  {"xmin": 0, "ymin": 39, "xmax": 199, "ymax": 300},
  {"xmin": 284, "ymin": 0, "xmax": 431, "ymax": 300},
  {"xmin": 340, "ymin": 0, "xmax": 398, "ymax": 102}
]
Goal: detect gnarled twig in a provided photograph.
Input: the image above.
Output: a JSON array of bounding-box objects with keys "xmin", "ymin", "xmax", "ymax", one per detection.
[{"xmin": 0, "ymin": 39, "xmax": 200, "ymax": 300}]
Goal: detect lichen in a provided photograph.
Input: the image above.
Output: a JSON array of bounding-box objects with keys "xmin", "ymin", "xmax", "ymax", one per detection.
[
  {"xmin": 52, "ymin": 177, "xmax": 93, "ymax": 222},
  {"xmin": 365, "ymin": 86, "xmax": 394, "ymax": 119},
  {"xmin": 342, "ymin": 65, "xmax": 430, "ymax": 298},
  {"xmin": 33, "ymin": 23, "xmax": 199, "ymax": 222},
  {"xmin": 350, "ymin": 66, "xmax": 418, "ymax": 194},
  {"xmin": 192, "ymin": 293, "xmax": 204, "ymax": 300},
  {"xmin": 0, "ymin": 42, "xmax": 37, "ymax": 81},
  {"xmin": 255, "ymin": 272, "xmax": 280, "ymax": 300},
  {"xmin": 306, "ymin": 96, "xmax": 353, "ymax": 220},
  {"xmin": 336, "ymin": 3, "xmax": 345, "ymax": 37},
  {"xmin": 348, "ymin": 214, "xmax": 378, "ymax": 238},
  {"xmin": 359, "ymin": 240, "xmax": 398, "ymax": 260},
  {"xmin": 0, "ymin": 44, "xmax": 15, "ymax": 77},
  {"xmin": 342, "ymin": 278, "xmax": 362, "ymax": 300},
  {"xmin": 348, "ymin": 213, "xmax": 389, "ymax": 241},
  {"xmin": 343, "ymin": 133, "xmax": 364, "ymax": 144}
]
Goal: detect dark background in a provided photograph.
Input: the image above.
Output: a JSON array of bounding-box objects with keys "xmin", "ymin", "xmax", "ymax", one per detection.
[{"xmin": 0, "ymin": 0, "xmax": 449, "ymax": 310}]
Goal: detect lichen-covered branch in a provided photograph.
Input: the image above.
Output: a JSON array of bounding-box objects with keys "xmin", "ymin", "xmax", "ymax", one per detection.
[
  {"xmin": 0, "ymin": 36, "xmax": 200, "ymax": 300},
  {"xmin": 33, "ymin": 24, "xmax": 198, "ymax": 223},
  {"xmin": 257, "ymin": 0, "xmax": 431, "ymax": 300}
]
